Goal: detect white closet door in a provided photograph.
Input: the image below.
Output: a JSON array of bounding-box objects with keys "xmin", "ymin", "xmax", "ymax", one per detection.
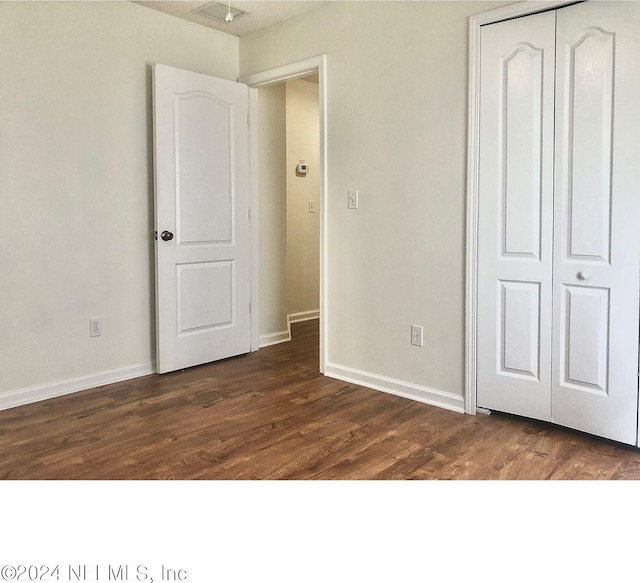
[
  {"xmin": 552, "ymin": 2, "xmax": 640, "ymax": 445},
  {"xmin": 477, "ymin": 12, "xmax": 556, "ymax": 421}
]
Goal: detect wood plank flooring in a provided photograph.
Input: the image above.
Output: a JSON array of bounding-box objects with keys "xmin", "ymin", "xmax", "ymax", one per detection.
[{"xmin": 1, "ymin": 320, "xmax": 640, "ymax": 479}]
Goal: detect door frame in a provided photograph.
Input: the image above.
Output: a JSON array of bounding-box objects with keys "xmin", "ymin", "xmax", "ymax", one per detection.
[
  {"xmin": 239, "ymin": 55, "xmax": 328, "ymax": 373},
  {"xmin": 464, "ymin": 1, "xmax": 583, "ymax": 414}
]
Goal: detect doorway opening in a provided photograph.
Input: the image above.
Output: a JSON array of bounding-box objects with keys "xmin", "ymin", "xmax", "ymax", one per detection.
[
  {"xmin": 241, "ymin": 56, "xmax": 327, "ymax": 373},
  {"xmin": 257, "ymin": 76, "xmax": 320, "ymax": 348}
]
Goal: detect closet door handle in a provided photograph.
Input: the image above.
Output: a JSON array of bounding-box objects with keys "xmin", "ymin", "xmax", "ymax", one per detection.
[{"xmin": 577, "ymin": 271, "xmax": 591, "ymax": 281}]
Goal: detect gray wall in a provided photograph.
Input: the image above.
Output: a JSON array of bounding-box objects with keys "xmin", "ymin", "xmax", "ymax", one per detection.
[
  {"xmin": 0, "ymin": 1, "xmax": 239, "ymax": 394},
  {"xmin": 242, "ymin": 1, "xmax": 507, "ymax": 398}
]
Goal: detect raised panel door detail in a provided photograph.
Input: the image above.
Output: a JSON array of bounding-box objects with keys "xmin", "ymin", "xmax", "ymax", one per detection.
[
  {"xmin": 561, "ymin": 285, "xmax": 609, "ymax": 394},
  {"xmin": 477, "ymin": 11, "xmax": 554, "ymax": 422},
  {"xmin": 155, "ymin": 64, "xmax": 250, "ymax": 375},
  {"xmin": 176, "ymin": 261, "xmax": 235, "ymax": 336},
  {"xmin": 551, "ymin": 2, "xmax": 640, "ymax": 445},
  {"xmin": 175, "ymin": 92, "xmax": 234, "ymax": 246},
  {"xmin": 499, "ymin": 44, "xmax": 544, "ymax": 261},
  {"xmin": 561, "ymin": 28, "xmax": 614, "ymax": 263},
  {"xmin": 497, "ymin": 281, "xmax": 540, "ymax": 379}
]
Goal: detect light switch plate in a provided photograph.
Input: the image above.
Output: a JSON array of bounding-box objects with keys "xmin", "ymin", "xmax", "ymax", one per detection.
[{"xmin": 348, "ymin": 190, "xmax": 359, "ymax": 209}]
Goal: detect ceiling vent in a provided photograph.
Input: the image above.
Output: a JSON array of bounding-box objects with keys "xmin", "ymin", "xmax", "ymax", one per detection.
[{"xmin": 193, "ymin": 1, "xmax": 248, "ymax": 23}]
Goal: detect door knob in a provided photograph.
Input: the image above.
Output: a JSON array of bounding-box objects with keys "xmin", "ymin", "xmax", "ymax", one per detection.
[
  {"xmin": 160, "ymin": 230, "xmax": 174, "ymax": 242},
  {"xmin": 577, "ymin": 271, "xmax": 591, "ymax": 281}
]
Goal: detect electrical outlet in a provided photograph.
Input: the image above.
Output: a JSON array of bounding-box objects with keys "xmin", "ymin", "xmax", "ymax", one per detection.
[
  {"xmin": 308, "ymin": 201, "xmax": 317, "ymax": 213},
  {"xmin": 90, "ymin": 318, "xmax": 102, "ymax": 338},
  {"xmin": 411, "ymin": 325, "xmax": 423, "ymax": 347}
]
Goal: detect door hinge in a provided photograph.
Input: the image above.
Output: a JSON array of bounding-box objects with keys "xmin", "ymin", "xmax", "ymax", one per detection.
[
  {"xmin": 249, "ymin": 302, "xmax": 252, "ymax": 314},
  {"xmin": 247, "ymin": 112, "xmax": 250, "ymax": 127},
  {"xmin": 248, "ymin": 207, "xmax": 251, "ymax": 221}
]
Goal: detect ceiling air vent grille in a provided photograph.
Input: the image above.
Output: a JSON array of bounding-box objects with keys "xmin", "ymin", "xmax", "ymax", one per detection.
[{"xmin": 193, "ymin": 1, "xmax": 248, "ymax": 23}]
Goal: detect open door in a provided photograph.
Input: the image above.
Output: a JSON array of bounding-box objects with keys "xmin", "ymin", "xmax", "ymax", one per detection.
[{"xmin": 153, "ymin": 63, "xmax": 251, "ymax": 374}]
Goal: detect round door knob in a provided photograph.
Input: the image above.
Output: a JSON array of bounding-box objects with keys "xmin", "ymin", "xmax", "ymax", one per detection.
[
  {"xmin": 577, "ymin": 271, "xmax": 591, "ymax": 281},
  {"xmin": 160, "ymin": 230, "xmax": 174, "ymax": 242}
]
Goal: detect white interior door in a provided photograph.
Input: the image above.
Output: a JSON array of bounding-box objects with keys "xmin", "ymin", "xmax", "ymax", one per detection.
[
  {"xmin": 551, "ymin": 1, "xmax": 640, "ymax": 445},
  {"xmin": 477, "ymin": 3, "xmax": 640, "ymax": 445},
  {"xmin": 153, "ymin": 63, "xmax": 251, "ymax": 374},
  {"xmin": 477, "ymin": 11, "xmax": 556, "ymax": 421}
]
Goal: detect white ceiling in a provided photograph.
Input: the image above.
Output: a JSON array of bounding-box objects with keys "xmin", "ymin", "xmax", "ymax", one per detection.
[{"xmin": 135, "ymin": 1, "xmax": 331, "ymax": 37}]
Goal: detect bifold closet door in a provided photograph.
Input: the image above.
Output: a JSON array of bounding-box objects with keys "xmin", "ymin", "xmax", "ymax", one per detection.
[
  {"xmin": 477, "ymin": 11, "xmax": 556, "ymax": 421},
  {"xmin": 478, "ymin": 2, "xmax": 640, "ymax": 445},
  {"xmin": 552, "ymin": 1, "xmax": 640, "ymax": 445}
]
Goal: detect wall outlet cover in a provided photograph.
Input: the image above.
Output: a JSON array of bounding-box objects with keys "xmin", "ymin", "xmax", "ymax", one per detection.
[
  {"xmin": 411, "ymin": 324, "xmax": 423, "ymax": 347},
  {"xmin": 90, "ymin": 318, "xmax": 102, "ymax": 338}
]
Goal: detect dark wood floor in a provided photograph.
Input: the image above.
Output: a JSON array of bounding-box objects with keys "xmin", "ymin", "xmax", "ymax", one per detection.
[{"xmin": 1, "ymin": 320, "xmax": 640, "ymax": 479}]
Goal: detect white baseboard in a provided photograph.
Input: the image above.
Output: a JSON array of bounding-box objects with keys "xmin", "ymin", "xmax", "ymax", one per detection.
[
  {"xmin": 324, "ymin": 363, "xmax": 465, "ymax": 414},
  {"xmin": 288, "ymin": 310, "xmax": 319, "ymax": 325},
  {"xmin": 259, "ymin": 330, "xmax": 291, "ymax": 348},
  {"xmin": 259, "ymin": 311, "xmax": 319, "ymax": 349},
  {"xmin": 0, "ymin": 363, "xmax": 155, "ymax": 412}
]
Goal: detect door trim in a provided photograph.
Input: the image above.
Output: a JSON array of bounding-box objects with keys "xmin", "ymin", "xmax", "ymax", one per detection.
[
  {"xmin": 465, "ymin": 2, "xmax": 584, "ymax": 414},
  {"xmin": 239, "ymin": 55, "xmax": 328, "ymax": 373}
]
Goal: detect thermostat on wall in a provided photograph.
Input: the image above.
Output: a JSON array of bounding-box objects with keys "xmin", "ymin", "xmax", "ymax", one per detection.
[{"xmin": 296, "ymin": 163, "xmax": 309, "ymax": 175}]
